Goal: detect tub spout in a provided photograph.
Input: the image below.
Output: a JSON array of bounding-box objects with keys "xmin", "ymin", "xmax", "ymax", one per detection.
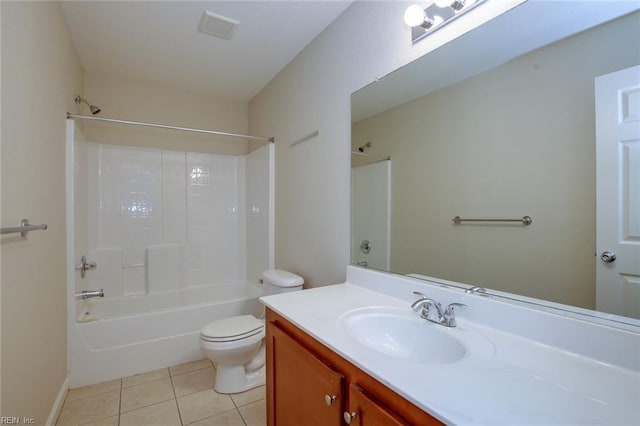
[{"xmin": 75, "ymin": 289, "xmax": 104, "ymax": 299}]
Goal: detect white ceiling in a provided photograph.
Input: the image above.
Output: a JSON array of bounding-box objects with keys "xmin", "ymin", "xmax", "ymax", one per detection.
[{"xmin": 61, "ymin": 1, "xmax": 353, "ymax": 102}]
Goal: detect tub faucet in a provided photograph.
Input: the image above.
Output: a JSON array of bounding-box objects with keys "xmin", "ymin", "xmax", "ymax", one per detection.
[
  {"xmin": 75, "ymin": 289, "xmax": 104, "ymax": 299},
  {"xmin": 411, "ymin": 291, "xmax": 466, "ymax": 327}
]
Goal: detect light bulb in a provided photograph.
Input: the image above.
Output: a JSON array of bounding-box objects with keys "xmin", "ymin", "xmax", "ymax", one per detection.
[
  {"xmin": 404, "ymin": 4, "xmax": 426, "ymax": 27},
  {"xmin": 434, "ymin": 0, "xmax": 452, "ymax": 7}
]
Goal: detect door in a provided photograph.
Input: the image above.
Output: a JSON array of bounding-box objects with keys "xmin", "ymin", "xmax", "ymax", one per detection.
[
  {"xmin": 595, "ymin": 65, "xmax": 640, "ymax": 318},
  {"xmin": 268, "ymin": 325, "xmax": 343, "ymax": 426},
  {"xmin": 351, "ymin": 160, "xmax": 391, "ymax": 270},
  {"xmin": 344, "ymin": 384, "xmax": 409, "ymax": 426}
]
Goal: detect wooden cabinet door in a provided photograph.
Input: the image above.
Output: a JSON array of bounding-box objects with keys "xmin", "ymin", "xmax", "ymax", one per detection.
[
  {"xmin": 268, "ymin": 325, "xmax": 344, "ymax": 426},
  {"xmin": 346, "ymin": 383, "xmax": 409, "ymax": 426}
]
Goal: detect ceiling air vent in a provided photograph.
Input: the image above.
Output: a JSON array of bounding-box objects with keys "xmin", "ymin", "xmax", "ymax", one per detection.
[{"xmin": 198, "ymin": 11, "xmax": 239, "ymax": 40}]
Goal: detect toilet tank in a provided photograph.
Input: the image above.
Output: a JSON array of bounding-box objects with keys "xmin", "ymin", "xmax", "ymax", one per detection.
[{"xmin": 261, "ymin": 269, "xmax": 304, "ymax": 296}]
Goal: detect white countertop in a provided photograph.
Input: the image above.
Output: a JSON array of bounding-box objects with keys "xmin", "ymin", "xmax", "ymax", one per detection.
[{"xmin": 261, "ymin": 279, "xmax": 640, "ymax": 425}]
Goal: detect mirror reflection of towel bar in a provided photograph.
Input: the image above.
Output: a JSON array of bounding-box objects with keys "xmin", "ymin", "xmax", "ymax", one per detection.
[{"xmin": 453, "ymin": 216, "xmax": 532, "ymax": 225}]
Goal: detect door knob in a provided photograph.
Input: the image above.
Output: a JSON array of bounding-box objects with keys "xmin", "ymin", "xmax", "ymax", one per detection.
[
  {"xmin": 600, "ymin": 251, "xmax": 616, "ymax": 263},
  {"xmin": 344, "ymin": 411, "xmax": 357, "ymax": 424}
]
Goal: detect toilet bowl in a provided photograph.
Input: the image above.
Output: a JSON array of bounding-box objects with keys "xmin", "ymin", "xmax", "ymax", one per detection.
[
  {"xmin": 199, "ymin": 269, "xmax": 303, "ymax": 394},
  {"xmin": 200, "ymin": 315, "xmax": 266, "ymax": 394}
]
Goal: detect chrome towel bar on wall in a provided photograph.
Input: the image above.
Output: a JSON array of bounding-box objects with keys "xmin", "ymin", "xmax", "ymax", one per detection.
[
  {"xmin": 289, "ymin": 130, "xmax": 319, "ymax": 147},
  {"xmin": 1, "ymin": 219, "xmax": 48, "ymax": 237},
  {"xmin": 453, "ymin": 216, "xmax": 533, "ymax": 225}
]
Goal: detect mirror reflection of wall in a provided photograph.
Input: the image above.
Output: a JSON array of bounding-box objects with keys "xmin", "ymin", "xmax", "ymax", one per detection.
[{"xmin": 351, "ymin": 11, "xmax": 640, "ymax": 310}]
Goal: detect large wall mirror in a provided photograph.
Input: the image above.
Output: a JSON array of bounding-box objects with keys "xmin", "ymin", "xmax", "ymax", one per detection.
[{"xmin": 351, "ymin": 1, "xmax": 640, "ymax": 324}]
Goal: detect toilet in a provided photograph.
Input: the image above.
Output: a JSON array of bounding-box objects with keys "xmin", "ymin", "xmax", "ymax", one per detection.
[{"xmin": 199, "ymin": 269, "xmax": 304, "ymax": 394}]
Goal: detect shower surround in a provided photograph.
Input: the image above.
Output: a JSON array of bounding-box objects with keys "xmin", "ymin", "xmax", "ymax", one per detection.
[
  {"xmin": 86, "ymin": 145, "xmax": 248, "ymax": 307},
  {"xmin": 66, "ymin": 121, "xmax": 273, "ymax": 386}
]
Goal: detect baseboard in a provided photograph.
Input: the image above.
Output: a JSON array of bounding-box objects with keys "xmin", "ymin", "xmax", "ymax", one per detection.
[{"xmin": 45, "ymin": 376, "xmax": 69, "ymax": 426}]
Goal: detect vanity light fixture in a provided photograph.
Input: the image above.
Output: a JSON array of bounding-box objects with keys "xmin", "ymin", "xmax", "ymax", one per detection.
[
  {"xmin": 434, "ymin": 0, "xmax": 466, "ymax": 11},
  {"xmin": 405, "ymin": 0, "xmax": 488, "ymax": 44}
]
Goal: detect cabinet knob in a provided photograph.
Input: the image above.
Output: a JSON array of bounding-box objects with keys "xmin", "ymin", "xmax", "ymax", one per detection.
[
  {"xmin": 324, "ymin": 394, "xmax": 336, "ymax": 406},
  {"xmin": 344, "ymin": 411, "xmax": 357, "ymax": 424}
]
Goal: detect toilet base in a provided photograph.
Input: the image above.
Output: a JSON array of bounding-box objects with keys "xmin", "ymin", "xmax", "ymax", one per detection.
[
  {"xmin": 201, "ymin": 332, "xmax": 266, "ymax": 394},
  {"xmin": 214, "ymin": 364, "xmax": 265, "ymax": 394}
]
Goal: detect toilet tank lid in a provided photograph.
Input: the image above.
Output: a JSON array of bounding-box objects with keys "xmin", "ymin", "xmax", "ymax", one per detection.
[{"xmin": 262, "ymin": 269, "xmax": 304, "ymax": 287}]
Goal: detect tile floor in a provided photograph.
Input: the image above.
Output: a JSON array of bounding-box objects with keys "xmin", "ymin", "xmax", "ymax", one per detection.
[{"xmin": 56, "ymin": 359, "xmax": 265, "ymax": 426}]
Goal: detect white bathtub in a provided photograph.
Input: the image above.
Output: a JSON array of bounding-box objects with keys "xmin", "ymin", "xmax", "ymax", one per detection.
[{"xmin": 68, "ymin": 283, "xmax": 264, "ymax": 388}]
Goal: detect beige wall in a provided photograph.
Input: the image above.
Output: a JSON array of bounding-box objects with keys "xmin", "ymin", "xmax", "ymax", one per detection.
[
  {"xmin": 1, "ymin": 1, "xmax": 84, "ymax": 423},
  {"xmin": 1, "ymin": 0, "xmax": 3, "ymax": 414},
  {"xmin": 0, "ymin": 4, "xmax": 250, "ymax": 420},
  {"xmin": 248, "ymin": 1, "xmax": 512, "ymax": 286},
  {"xmin": 352, "ymin": 12, "xmax": 640, "ymax": 309},
  {"xmin": 83, "ymin": 74, "xmax": 251, "ymax": 155}
]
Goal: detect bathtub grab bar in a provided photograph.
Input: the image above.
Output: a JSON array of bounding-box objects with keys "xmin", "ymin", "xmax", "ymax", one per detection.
[{"xmin": 1, "ymin": 219, "xmax": 48, "ymax": 237}]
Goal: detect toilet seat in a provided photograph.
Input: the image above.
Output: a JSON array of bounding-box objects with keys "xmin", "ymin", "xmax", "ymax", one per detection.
[{"xmin": 200, "ymin": 315, "xmax": 264, "ymax": 343}]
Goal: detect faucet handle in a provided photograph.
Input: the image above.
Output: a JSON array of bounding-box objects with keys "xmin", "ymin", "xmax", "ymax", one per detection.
[
  {"xmin": 411, "ymin": 291, "xmax": 431, "ymax": 318},
  {"xmin": 444, "ymin": 302, "xmax": 466, "ymax": 315},
  {"xmin": 411, "ymin": 291, "xmax": 428, "ymax": 309},
  {"xmin": 443, "ymin": 303, "xmax": 466, "ymax": 327}
]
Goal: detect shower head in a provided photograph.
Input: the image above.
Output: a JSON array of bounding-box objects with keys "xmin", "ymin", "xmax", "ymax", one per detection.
[
  {"xmin": 75, "ymin": 96, "xmax": 101, "ymax": 115},
  {"xmin": 357, "ymin": 141, "xmax": 372, "ymax": 153}
]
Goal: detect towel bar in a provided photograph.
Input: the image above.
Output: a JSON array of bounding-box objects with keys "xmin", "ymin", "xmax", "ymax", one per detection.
[
  {"xmin": 453, "ymin": 216, "xmax": 532, "ymax": 225},
  {"xmin": 1, "ymin": 219, "xmax": 48, "ymax": 237}
]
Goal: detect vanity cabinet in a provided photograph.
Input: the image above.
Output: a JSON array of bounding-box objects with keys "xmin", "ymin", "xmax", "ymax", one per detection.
[{"xmin": 266, "ymin": 308, "xmax": 442, "ymax": 426}]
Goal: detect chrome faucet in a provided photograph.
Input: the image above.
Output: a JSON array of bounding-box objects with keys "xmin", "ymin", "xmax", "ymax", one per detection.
[
  {"xmin": 411, "ymin": 291, "xmax": 466, "ymax": 327},
  {"xmin": 75, "ymin": 289, "xmax": 104, "ymax": 299},
  {"xmin": 411, "ymin": 292, "xmax": 444, "ymax": 321}
]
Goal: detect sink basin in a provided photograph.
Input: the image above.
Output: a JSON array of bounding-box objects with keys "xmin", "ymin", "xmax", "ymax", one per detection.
[{"xmin": 339, "ymin": 307, "xmax": 478, "ymax": 364}]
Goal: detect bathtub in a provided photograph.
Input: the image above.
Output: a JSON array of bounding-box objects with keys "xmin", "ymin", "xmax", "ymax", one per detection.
[{"xmin": 68, "ymin": 282, "xmax": 264, "ymax": 388}]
